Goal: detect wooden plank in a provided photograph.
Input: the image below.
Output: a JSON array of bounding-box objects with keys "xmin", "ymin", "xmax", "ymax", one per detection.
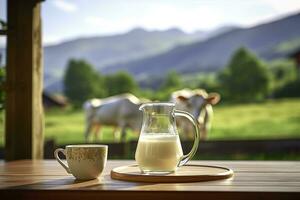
[
  {"xmin": 1, "ymin": 160, "xmax": 300, "ymax": 175},
  {"xmin": 1, "ymin": 183, "xmax": 300, "ymax": 193},
  {"xmin": 0, "ymin": 160, "xmax": 299, "ymax": 199},
  {"xmin": 131, "ymin": 139, "xmax": 300, "ymax": 155},
  {"xmin": 46, "ymin": 139, "xmax": 300, "ymax": 160},
  {"xmin": 0, "ymin": 161, "xmax": 300, "ymax": 188},
  {"xmin": 0, "ymin": 188, "xmax": 300, "ymax": 200},
  {"xmin": 2, "ymin": 175, "xmax": 300, "ymax": 187},
  {"xmin": 5, "ymin": 0, "xmax": 44, "ymax": 160}
]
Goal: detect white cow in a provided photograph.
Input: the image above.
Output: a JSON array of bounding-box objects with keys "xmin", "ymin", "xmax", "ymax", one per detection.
[
  {"xmin": 171, "ymin": 88, "xmax": 220, "ymax": 140},
  {"xmin": 83, "ymin": 93, "xmax": 145, "ymax": 142}
]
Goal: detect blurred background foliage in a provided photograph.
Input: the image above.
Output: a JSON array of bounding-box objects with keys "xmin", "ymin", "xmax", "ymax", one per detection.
[
  {"xmin": 62, "ymin": 47, "xmax": 300, "ymax": 106},
  {"xmin": 0, "ymin": 1, "xmax": 300, "ymax": 161},
  {"xmin": 0, "ymin": 66, "xmax": 4, "ymax": 110},
  {"xmin": 0, "ymin": 46, "xmax": 299, "ymax": 160}
]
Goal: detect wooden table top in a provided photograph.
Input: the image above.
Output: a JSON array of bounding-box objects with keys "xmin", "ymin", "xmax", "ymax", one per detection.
[{"xmin": 0, "ymin": 160, "xmax": 300, "ymax": 200}]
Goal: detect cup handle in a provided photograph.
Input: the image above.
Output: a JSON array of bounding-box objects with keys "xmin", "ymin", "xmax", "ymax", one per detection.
[
  {"xmin": 174, "ymin": 109, "xmax": 200, "ymax": 167},
  {"xmin": 54, "ymin": 148, "xmax": 71, "ymax": 173}
]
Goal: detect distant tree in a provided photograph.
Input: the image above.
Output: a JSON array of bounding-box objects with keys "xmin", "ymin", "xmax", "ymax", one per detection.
[
  {"xmin": 105, "ymin": 71, "xmax": 138, "ymax": 96},
  {"xmin": 0, "ymin": 19, "xmax": 7, "ymax": 30},
  {"xmin": 161, "ymin": 70, "xmax": 182, "ymax": 90},
  {"xmin": 219, "ymin": 47, "xmax": 271, "ymax": 102},
  {"xmin": 0, "ymin": 67, "xmax": 5, "ymax": 110},
  {"xmin": 146, "ymin": 71, "xmax": 183, "ymax": 101},
  {"xmin": 269, "ymin": 60, "xmax": 297, "ymax": 91},
  {"xmin": 64, "ymin": 59, "xmax": 105, "ymax": 106},
  {"xmin": 196, "ymin": 73, "xmax": 220, "ymax": 92},
  {"xmin": 273, "ymin": 79, "xmax": 300, "ymax": 98}
]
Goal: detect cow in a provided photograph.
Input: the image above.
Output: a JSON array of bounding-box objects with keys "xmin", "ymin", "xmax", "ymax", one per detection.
[
  {"xmin": 170, "ymin": 88, "xmax": 220, "ymax": 140},
  {"xmin": 83, "ymin": 93, "xmax": 145, "ymax": 142}
]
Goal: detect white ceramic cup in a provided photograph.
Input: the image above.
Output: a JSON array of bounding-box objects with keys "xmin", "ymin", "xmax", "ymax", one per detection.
[{"xmin": 54, "ymin": 144, "xmax": 108, "ymax": 180}]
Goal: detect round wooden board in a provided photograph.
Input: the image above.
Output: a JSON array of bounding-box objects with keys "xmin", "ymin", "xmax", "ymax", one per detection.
[{"xmin": 111, "ymin": 164, "xmax": 234, "ymax": 183}]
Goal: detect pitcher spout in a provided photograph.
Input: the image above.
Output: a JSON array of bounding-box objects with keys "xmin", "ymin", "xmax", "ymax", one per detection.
[{"xmin": 139, "ymin": 102, "xmax": 175, "ymax": 113}]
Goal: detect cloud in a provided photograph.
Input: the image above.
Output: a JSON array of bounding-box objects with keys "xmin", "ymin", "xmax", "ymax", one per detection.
[
  {"xmin": 138, "ymin": 4, "xmax": 223, "ymax": 31},
  {"xmin": 43, "ymin": 35, "xmax": 65, "ymax": 45},
  {"xmin": 84, "ymin": 16, "xmax": 111, "ymax": 27},
  {"xmin": 52, "ymin": 0, "xmax": 77, "ymax": 12},
  {"xmin": 261, "ymin": 0, "xmax": 300, "ymax": 14},
  {"xmin": 241, "ymin": 0, "xmax": 300, "ymax": 27},
  {"xmin": 243, "ymin": 12, "xmax": 279, "ymax": 27},
  {"xmin": 84, "ymin": 3, "xmax": 223, "ymax": 34},
  {"xmin": 84, "ymin": 16, "xmax": 134, "ymax": 34}
]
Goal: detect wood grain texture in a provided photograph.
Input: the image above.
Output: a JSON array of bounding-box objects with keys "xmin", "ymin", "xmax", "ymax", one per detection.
[
  {"xmin": 111, "ymin": 164, "xmax": 233, "ymax": 182},
  {"xmin": 0, "ymin": 160, "xmax": 299, "ymax": 200},
  {"xmin": 5, "ymin": 0, "xmax": 44, "ymax": 160}
]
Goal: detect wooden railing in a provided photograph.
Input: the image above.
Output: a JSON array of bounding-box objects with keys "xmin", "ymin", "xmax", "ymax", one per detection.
[
  {"xmin": 1, "ymin": 139, "xmax": 299, "ymax": 160},
  {"xmin": 44, "ymin": 139, "xmax": 300, "ymax": 159}
]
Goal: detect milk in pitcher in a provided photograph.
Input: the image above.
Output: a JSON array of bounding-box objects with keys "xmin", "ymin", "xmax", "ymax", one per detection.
[{"xmin": 135, "ymin": 134, "xmax": 183, "ymax": 173}]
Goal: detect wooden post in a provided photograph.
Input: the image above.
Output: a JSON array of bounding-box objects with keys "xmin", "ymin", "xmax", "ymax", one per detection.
[{"xmin": 5, "ymin": 0, "xmax": 44, "ymax": 160}]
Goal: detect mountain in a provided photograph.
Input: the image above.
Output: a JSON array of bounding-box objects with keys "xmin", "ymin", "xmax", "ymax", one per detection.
[
  {"xmin": 44, "ymin": 27, "xmax": 191, "ymax": 73},
  {"xmin": 192, "ymin": 25, "xmax": 238, "ymax": 41},
  {"xmin": 102, "ymin": 13, "xmax": 300, "ymax": 80},
  {"xmin": 42, "ymin": 27, "xmax": 194, "ymax": 90},
  {"xmin": 2, "ymin": 28, "xmax": 194, "ymax": 91},
  {"xmin": 43, "ymin": 26, "xmax": 237, "ymax": 92},
  {"xmin": 0, "ymin": 25, "xmax": 237, "ymax": 93},
  {"xmin": 1, "ymin": 12, "xmax": 300, "ymax": 92}
]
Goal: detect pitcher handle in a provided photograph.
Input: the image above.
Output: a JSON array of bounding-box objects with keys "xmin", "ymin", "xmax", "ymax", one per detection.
[
  {"xmin": 174, "ymin": 110, "xmax": 200, "ymax": 167},
  {"xmin": 54, "ymin": 148, "xmax": 71, "ymax": 173}
]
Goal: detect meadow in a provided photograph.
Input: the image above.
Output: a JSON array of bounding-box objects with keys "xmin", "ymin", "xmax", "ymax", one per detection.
[{"xmin": 0, "ymin": 98, "xmax": 300, "ymax": 146}]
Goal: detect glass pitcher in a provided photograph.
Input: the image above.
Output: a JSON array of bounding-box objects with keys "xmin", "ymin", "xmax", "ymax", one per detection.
[{"xmin": 135, "ymin": 102, "xmax": 200, "ymax": 174}]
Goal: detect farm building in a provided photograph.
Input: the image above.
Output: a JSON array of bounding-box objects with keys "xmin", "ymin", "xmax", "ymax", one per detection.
[{"xmin": 42, "ymin": 92, "xmax": 68, "ymax": 109}]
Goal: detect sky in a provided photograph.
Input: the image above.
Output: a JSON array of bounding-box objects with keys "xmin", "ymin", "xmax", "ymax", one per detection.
[{"xmin": 0, "ymin": 0, "xmax": 300, "ymax": 46}]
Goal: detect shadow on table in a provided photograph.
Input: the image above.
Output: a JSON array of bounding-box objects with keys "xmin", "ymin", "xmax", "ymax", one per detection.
[{"xmin": 3, "ymin": 174, "xmax": 153, "ymax": 190}]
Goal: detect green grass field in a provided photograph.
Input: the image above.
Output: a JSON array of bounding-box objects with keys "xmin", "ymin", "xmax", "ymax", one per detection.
[
  {"xmin": 209, "ymin": 99, "xmax": 300, "ymax": 140},
  {"xmin": 0, "ymin": 98, "xmax": 300, "ymax": 146}
]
